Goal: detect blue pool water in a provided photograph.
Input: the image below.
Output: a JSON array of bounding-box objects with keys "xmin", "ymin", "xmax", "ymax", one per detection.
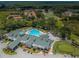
[{"xmin": 28, "ymin": 29, "xmax": 41, "ymax": 37}]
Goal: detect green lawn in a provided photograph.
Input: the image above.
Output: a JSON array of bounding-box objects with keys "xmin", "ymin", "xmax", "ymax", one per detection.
[
  {"xmin": 53, "ymin": 41, "xmax": 79, "ymax": 57},
  {"xmin": 70, "ymin": 34, "xmax": 79, "ymax": 45}
]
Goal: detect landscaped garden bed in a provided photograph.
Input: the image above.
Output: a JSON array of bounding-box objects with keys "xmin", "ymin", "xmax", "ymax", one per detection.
[
  {"xmin": 23, "ymin": 47, "xmax": 40, "ymax": 54},
  {"xmin": 2, "ymin": 37, "xmax": 13, "ymax": 44},
  {"xmin": 3, "ymin": 48, "xmax": 17, "ymax": 55}
]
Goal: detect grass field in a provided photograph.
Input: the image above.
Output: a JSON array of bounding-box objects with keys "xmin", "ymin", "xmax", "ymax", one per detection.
[
  {"xmin": 53, "ymin": 41, "xmax": 79, "ymax": 57},
  {"xmin": 70, "ymin": 34, "xmax": 79, "ymax": 45}
]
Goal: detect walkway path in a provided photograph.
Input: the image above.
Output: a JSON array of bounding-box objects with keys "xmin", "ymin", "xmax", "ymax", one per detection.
[{"xmin": 48, "ymin": 32, "xmax": 60, "ymax": 54}]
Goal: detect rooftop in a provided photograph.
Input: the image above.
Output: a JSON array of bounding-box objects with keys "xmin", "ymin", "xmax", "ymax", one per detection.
[{"xmin": 7, "ymin": 28, "xmax": 52, "ymax": 50}]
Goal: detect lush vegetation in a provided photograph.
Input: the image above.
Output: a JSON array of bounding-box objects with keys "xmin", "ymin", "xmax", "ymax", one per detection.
[
  {"xmin": 0, "ymin": 1, "xmax": 79, "ymax": 57},
  {"xmin": 63, "ymin": 18, "xmax": 79, "ymax": 36},
  {"xmin": 3, "ymin": 48, "xmax": 17, "ymax": 55},
  {"xmin": 69, "ymin": 34, "xmax": 79, "ymax": 45},
  {"xmin": 53, "ymin": 41, "xmax": 79, "ymax": 57}
]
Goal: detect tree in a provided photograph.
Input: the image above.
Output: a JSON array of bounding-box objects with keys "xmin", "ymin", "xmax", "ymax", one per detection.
[
  {"xmin": 60, "ymin": 27, "xmax": 71, "ymax": 40},
  {"xmin": 37, "ymin": 12, "xmax": 44, "ymax": 18},
  {"xmin": 32, "ymin": 21, "xmax": 37, "ymax": 27}
]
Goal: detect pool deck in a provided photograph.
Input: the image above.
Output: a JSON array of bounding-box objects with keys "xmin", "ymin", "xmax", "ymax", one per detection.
[
  {"xmin": 6, "ymin": 28, "xmax": 53, "ymax": 51},
  {"xmin": 25, "ymin": 29, "xmax": 46, "ymax": 36}
]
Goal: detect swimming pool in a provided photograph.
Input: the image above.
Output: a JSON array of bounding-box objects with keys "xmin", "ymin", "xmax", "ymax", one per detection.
[{"xmin": 28, "ymin": 29, "xmax": 42, "ymax": 37}]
